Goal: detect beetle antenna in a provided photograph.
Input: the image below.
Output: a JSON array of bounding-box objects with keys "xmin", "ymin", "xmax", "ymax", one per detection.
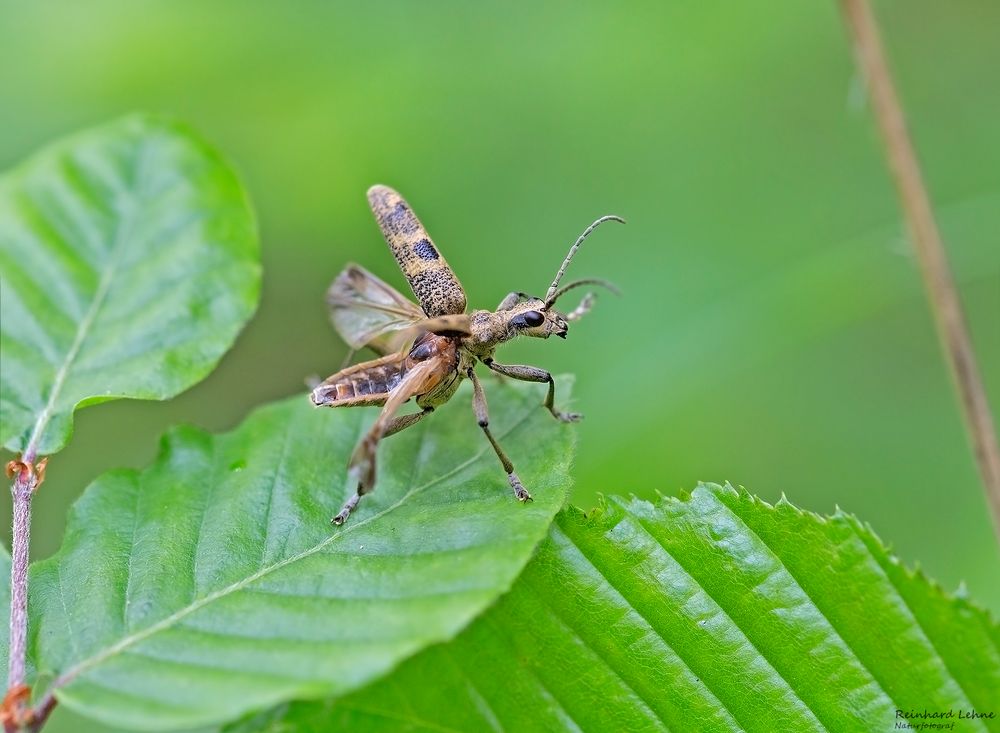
[
  {"xmin": 547, "ymin": 278, "xmax": 621, "ymax": 307},
  {"xmin": 544, "ymin": 215, "xmax": 625, "ymax": 305}
]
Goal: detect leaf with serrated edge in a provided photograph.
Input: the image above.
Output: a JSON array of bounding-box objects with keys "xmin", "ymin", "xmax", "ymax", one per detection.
[
  {"xmin": 230, "ymin": 484, "xmax": 1000, "ymax": 733},
  {"xmin": 28, "ymin": 377, "xmax": 574, "ymax": 730},
  {"xmin": 0, "ymin": 114, "xmax": 260, "ymax": 456}
]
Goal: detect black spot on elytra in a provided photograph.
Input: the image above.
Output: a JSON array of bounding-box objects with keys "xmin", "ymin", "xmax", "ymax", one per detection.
[
  {"xmin": 414, "ymin": 239, "xmax": 439, "ymax": 261},
  {"xmin": 385, "ymin": 201, "xmax": 419, "ymax": 235}
]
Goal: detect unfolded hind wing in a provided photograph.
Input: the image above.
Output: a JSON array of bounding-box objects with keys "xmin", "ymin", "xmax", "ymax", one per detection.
[
  {"xmin": 327, "ymin": 264, "xmax": 470, "ymax": 356},
  {"xmin": 326, "ymin": 264, "xmax": 425, "ymax": 355}
]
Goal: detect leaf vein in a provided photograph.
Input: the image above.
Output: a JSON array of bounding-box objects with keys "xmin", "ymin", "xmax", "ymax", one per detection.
[
  {"xmin": 851, "ymin": 523, "xmax": 986, "ymax": 721},
  {"xmin": 190, "ymin": 436, "xmax": 221, "ymax": 599},
  {"xmin": 440, "ymin": 644, "xmax": 503, "ymax": 732},
  {"xmin": 43, "ymin": 399, "xmax": 541, "ymax": 697},
  {"xmin": 257, "ymin": 418, "xmax": 296, "ymax": 568},
  {"xmin": 333, "ymin": 701, "xmax": 468, "ymax": 733},
  {"xmin": 121, "ymin": 479, "xmax": 141, "ymax": 632},
  {"xmin": 22, "ymin": 136, "xmax": 153, "ymax": 454},
  {"xmin": 528, "ymin": 530, "xmax": 673, "ymax": 733},
  {"xmin": 714, "ymin": 498, "xmax": 902, "ymax": 715},
  {"xmin": 598, "ymin": 513, "xmax": 827, "ymax": 732},
  {"xmin": 478, "ymin": 608, "xmax": 586, "ymax": 733}
]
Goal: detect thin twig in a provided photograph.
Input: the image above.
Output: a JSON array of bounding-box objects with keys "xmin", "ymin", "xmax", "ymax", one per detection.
[
  {"xmin": 840, "ymin": 0, "xmax": 1000, "ymax": 540},
  {"xmin": 8, "ymin": 473, "xmax": 31, "ymax": 693},
  {"xmin": 27, "ymin": 693, "xmax": 55, "ymax": 733},
  {"xmin": 5, "ymin": 423, "xmax": 54, "ymax": 732},
  {"xmin": 5, "ymin": 449, "xmax": 43, "ymax": 733}
]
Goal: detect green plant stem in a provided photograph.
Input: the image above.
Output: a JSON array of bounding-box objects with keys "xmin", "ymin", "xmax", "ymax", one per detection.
[{"xmin": 840, "ymin": 0, "xmax": 1000, "ymax": 541}]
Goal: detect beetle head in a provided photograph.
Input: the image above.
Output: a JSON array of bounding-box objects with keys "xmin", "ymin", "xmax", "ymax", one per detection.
[
  {"xmin": 500, "ymin": 297, "xmax": 570, "ymax": 339},
  {"xmin": 488, "ymin": 214, "xmax": 625, "ymax": 344}
]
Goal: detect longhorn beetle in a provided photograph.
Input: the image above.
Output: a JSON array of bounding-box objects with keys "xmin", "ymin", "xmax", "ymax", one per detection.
[{"xmin": 312, "ymin": 185, "xmax": 623, "ymax": 525}]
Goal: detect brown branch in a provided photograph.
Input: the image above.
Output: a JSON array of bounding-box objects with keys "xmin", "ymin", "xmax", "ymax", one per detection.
[
  {"xmin": 27, "ymin": 692, "xmax": 55, "ymax": 733},
  {"xmin": 5, "ymin": 454, "xmax": 47, "ymax": 733},
  {"xmin": 839, "ymin": 0, "xmax": 1000, "ymax": 539}
]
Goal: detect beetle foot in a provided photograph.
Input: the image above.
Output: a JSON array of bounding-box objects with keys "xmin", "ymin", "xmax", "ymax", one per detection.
[
  {"xmin": 553, "ymin": 410, "xmax": 582, "ymax": 423},
  {"xmin": 332, "ymin": 489, "xmax": 362, "ymax": 526},
  {"xmin": 508, "ymin": 472, "xmax": 533, "ymax": 502}
]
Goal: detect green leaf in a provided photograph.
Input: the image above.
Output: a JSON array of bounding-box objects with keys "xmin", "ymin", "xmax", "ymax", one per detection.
[
  {"xmin": 0, "ymin": 114, "xmax": 260, "ymax": 456},
  {"xmin": 29, "ymin": 377, "xmax": 574, "ymax": 730},
  {"xmin": 234, "ymin": 484, "xmax": 1000, "ymax": 733}
]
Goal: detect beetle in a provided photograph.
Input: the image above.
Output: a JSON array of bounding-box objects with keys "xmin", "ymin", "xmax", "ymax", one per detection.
[{"xmin": 312, "ymin": 185, "xmax": 623, "ymax": 525}]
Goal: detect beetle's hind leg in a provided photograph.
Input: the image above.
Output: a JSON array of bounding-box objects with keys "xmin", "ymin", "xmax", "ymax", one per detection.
[
  {"xmin": 467, "ymin": 368, "xmax": 532, "ymax": 502},
  {"xmin": 483, "ymin": 359, "xmax": 581, "ymax": 423},
  {"xmin": 328, "ymin": 340, "xmax": 454, "ymax": 526},
  {"xmin": 332, "ymin": 407, "xmax": 433, "ymax": 526}
]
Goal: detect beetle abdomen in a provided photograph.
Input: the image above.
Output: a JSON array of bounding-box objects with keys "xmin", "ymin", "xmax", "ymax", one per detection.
[
  {"xmin": 311, "ymin": 353, "xmax": 404, "ymax": 406},
  {"xmin": 367, "ymin": 185, "xmax": 467, "ymax": 317}
]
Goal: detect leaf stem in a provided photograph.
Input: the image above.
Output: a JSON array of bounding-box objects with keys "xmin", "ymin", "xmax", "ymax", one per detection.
[{"xmin": 840, "ymin": 0, "xmax": 1000, "ymax": 540}]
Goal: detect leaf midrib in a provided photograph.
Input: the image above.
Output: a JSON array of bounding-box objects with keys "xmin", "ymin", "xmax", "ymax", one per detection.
[
  {"xmin": 45, "ymin": 398, "xmax": 540, "ymax": 700},
  {"xmin": 23, "ymin": 140, "xmax": 151, "ymax": 456}
]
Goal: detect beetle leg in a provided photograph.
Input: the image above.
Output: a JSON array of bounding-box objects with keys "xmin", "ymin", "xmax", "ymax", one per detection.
[
  {"xmin": 483, "ymin": 359, "xmax": 581, "ymax": 423},
  {"xmin": 467, "ymin": 368, "xmax": 532, "ymax": 502},
  {"xmin": 384, "ymin": 407, "xmax": 433, "ymax": 438},
  {"xmin": 333, "ymin": 360, "xmax": 441, "ymax": 526},
  {"xmin": 565, "ymin": 292, "xmax": 596, "ymax": 322},
  {"xmin": 333, "ymin": 407, "xmax": 432, "ymax": 526},
  {"xmin": 496, "ymin": 291, "xmax": 529, "ymax": 311}
]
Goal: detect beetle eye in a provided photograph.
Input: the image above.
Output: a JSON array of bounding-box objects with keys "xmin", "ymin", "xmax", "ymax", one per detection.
[{"xmin": 521, "ymin": 310, "xmax": 545, "ymax": 328}]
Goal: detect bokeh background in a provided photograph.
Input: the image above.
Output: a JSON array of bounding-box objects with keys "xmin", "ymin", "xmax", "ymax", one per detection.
[{"xmin": 2, "ymin": 2, "xmax": 998, "ymax": 730}]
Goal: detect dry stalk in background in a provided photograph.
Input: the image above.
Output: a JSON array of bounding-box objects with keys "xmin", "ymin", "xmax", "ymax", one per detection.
[{"xmin": 840, "ymin": 0, "xmax": 1000, "ymax": 540}]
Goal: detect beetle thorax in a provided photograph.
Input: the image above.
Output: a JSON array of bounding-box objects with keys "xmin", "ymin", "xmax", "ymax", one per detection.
[{"xmin": 465, "ymin": 310, "xmax": 511, "ymax": 357}]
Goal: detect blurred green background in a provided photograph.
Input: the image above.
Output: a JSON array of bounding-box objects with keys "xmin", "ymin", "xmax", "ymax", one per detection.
[{"xmin": 2, "ymin": 1, "xmax": 999, "ymax": 729}]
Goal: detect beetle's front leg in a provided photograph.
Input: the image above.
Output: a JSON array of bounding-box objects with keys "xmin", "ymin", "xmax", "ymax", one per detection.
[
  {"xmin": 467, "ymin": 368, "xmax": 531, "ymax": 502},
  {"xmin": 483, "ymin": 359, "xmax": 581, "ymax": 423}
]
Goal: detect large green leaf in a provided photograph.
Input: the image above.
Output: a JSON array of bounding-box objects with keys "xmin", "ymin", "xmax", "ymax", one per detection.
[
  {"xmin": 0, "ymin": 115, "xmax": 260, "ymax": 456},
  {"xmin": 28, "ymin": 378, "xmax": 574, "ymax": 730},
  {"xmin": 233, "ymin": 484, "xmax": 1000, "ymax": 733}
]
